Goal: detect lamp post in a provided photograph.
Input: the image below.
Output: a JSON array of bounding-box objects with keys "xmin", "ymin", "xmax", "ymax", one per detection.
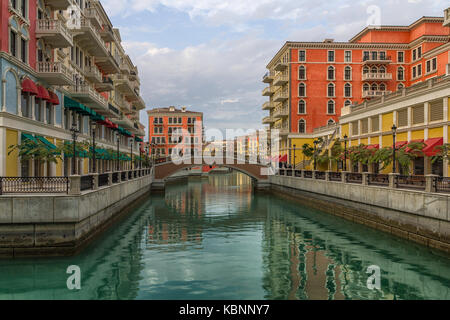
[
  {"xmin": 130, "ymin": 138, "xmax": 133, "ymax": 170},
  {"xmin": 293, "ymin": 144, "xmax": 296, "ymax": 169},
  {"xmin": 392, "ymin": 124, "xmax": 397, "ymax": 174},
  {"xmin": 91, "ymin": 121, "xmax": 97, "ymax": 173},
  {"xmin": 116, "ymin": 132, "xmax": 120, "ymax": 171},
  {"xmin": 145, "ymin": 144, "xmax": 149, "ymax": 168},
  {"xmin": 313, "ymin": 140, "xmax": 318, "ymax": 170},
  {"xmin": 344, "ymin": 134, "xmax": 348, "ymax": 171},
  {"xmin": 70, "ymin": 124, "xmax": 80, "ymax": 175},
  {"xmin": 139, "ymin": 143, "xmax": 142, "ymax": 169}
]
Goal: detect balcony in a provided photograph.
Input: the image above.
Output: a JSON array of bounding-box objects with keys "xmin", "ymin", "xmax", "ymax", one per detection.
[
  {"xmin": 263, "ymin": 73, "xmax": 274, "ymax": 83},
  {"xmin": 36, "ymin": 62, "xmax": 74, "ymax": 85},
  {"xmin": 114, "ymin": 74, "xmax": 136, "ymax": 98},
  {"xmin": 120, "ymin": 61, "xmax": 131, "ymax": 75},
  {"xmin": 362, "ymin": 90, "xmax": 392, "ymax": 98},
  {"xmin": 262, "ymin": 116, "xmax": 275, "ymax": 124},
  {"xmin": 72, "ymin": 18, "xmax": 108, "ymax": 58},
  {"xmin": 36, "ymin": 20, "xmax": 73, "ymax": 48},
  {"xmin": 95, "ymin": 52, "xmax": 121, "ymax": 75},
  {"xmin": 262, "ymin": 102, "xmax": 274, "ymax": 110},
  {"xmin": 113, "ymin": 115, "xmax": 135, "ymax": 130},
  {"xmin": 273, "ymin": 127, "xmax": 289, "ymax": 136},
  {"xmin": 273, "ymin": 90, "xmax": 289, "ymax": 102},
  {"xmin": 133, "ymin": 96, "xmax": 146, "ymax": 110},
  {"xmin": 100, "ymin": 25, "xmax": 115, "ymax": 42},
  {"xmin": 43, "ymin": 0, "xmax": 71, "ymax": 9},
  {"xmin": 262, "ymin": 87, "xmax": 273, "ymax": 96},
  {"xmin": 362, "ymin": 56, "xmax": 392, "ymax": 65},
  {"xmin": 83, "ymin": 7, "xmax": 102, "ymax": 29},
  {"xmin": 83, "ymin": 65, "xmax": 102, "ymax": 83},
  {"xmin": 362, "ymin": 72, "xmax": 393, "ymax": 81},
  {"xmin": 274, "ymin": 61, "xmax": 288, "ymax": 71},
  {"xmin": 95, "ymin": 77, "xmax": 114, "ymax": 92},
  {"xmin": 67, "ymin": 85, "xmax": 109, "ymax": 114},
  {"xmin": 444, "ymin": 8, "xmax": 450, "ymax": 27},
  {"xmin": 273, "ymin": 74, "xmax": 289, "ymax": 87},
  {"xmin": 273, "ymin": 108, "xmax": 289, "ymax": 119}
]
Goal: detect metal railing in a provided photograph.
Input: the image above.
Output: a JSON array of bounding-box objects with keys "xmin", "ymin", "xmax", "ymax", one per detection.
[
  {"xmin": 98, "ymin": 173, "xmax": 109, "ymax": 187},
  {"xmin": 396, "ymin": 175, "xmax": 426, "ymax": 191},
  {"xmin": 112, "ymin": 172, "xmax": 119, "ymax": 184},
  {"xmin": 315, "ymin": 171, "xmax": 326, "ymax": 180},
  {"xmin": 346, "ymin": 173, "xmax": 363, "ymax": 184},
  {"xmin": 304, "ymin": 171, "xmax": 313, "ymax": 179},
  {"xmin": 80, "ymin": 175, "xmax": 94, "ymax": 191},
  {"xmin": 368, "ymin": 173, "xmax": 389, "ymax": 186},
  {"xmin": 0, "ymin": 177, "xmax": 68, "ymax": 195},
  {"xmin": 329, "ymin": 172, "xmax": 342, "ymax": 182},
  {"xmin": 436, "ymin": 177, "xmax": 450, "ymax": 193}
]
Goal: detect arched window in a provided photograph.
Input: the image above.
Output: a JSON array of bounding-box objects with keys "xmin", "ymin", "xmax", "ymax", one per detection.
[
  {"xmin": 9, "ymin": 17, "xmax": 19, "ymax": 58},
  {"xmin": 327, "ymin": 100, "xmax": 335, "ymax": 114},
  {"xmin": 379, "ymin": 66, "xmax": 386, "ymax": 74},
  {"xmin": 298, "ymin": 119, "xmax": 306, "ymax": 133},
  {"xmin": 344, "ymin": 66, "xmax": 352, "ymax": 80},
  {"xmin": 298, "ymin": 100, "xmax": 306, "ymax": 114},
  {"xmin": 298, "ymin": 83, "xmax": 306, "ymax": 97},
  {"xmin": 363, "ymin": 66, "xmax": 369, "ymax": 74},
  {"xmin": 398, "ymin": 67, "xmax": 404, "ymax": 81},
  {"xmin": 371, "ymin": 66, "xmax": 378, "ymax": 74},
  {"xmin": 345, "ymin": 100, "xmax": 352, "ymax": 107},
  {"xmin": 371, "ymin": 83, "xmax": 378, "ymax": 91},
  {"xmin": 327, "ymin": 83, "xmax": 335, "ymax": 97},
  {"xmin": 327, "ymin": 119, "xmax": 335, "ymax": 126},
  {"xmin": 20, "ymin": 25, "xmax": 29, "ymax": 63},
  {"xmin": 328, "ymin": 66, "xmax": 335, "ymax": 80},
  {"xmin": 344, "ymin": 83, "xmax": 352, "ymax": 98},
  {"xmin": 5, "ymin": 70, "xmax": 18, "ymax": 114},
  {"xmin": 379, "ymin": 83, "xmax": 386, "ymax": 91},
  {"xmin": 363, "ymin": 83, "xmax": 370, "ymax": 91},
  {"xmin": 397, "ymin": 83, "xmax": 404, "ymax": 90},
  {"xmin": 298, "ymin": 66, "xmax": 306, "ymax": 80}
]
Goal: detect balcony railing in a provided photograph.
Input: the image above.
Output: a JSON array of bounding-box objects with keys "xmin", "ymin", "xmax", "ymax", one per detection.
[
  {"xmin": 263, "ymin": 72, "xmax": 274, "ymax": 83},
  {"xmin": 273, "ymin": 90, "xmax": 289, "ymax": 102},
  {"xmin": 395, "ymin": 175, "xmax": 426, "ymax": 191},
  {"xmin": 273, "ymin": 107, "xmax": 289, "ymax": 119},
  {"xmin": 36, "ymin": 19, "xmax": 73, "ymax": 48},
  {"xmin": 262, "ymin": 102, "xmax": 273, "ymax": 110},
  {"xmin": 274, "ymin": 61, "xmax": 288, "ymax": 71},
  {"xmin": 83, "ymin": 7, "xmax": 102, "ymax": 29},
  {"xmin": 68, "ymin": 84, "xmax": 108, "ymax": 110},
  {"xmin": 273, "ymin": 74, "xmax": 289, "ymax": 86},
  {"xmin": 73, "ymin": 18, "xmax": 108, "ymax": 58},
  {"xmin": 368, "ymin": 174, "xmax": 389, "ymax": 186},
  {"xmin": 362, "ymin": 90, "xmax": 392, "ymax": 98},
  {"xmin": 36, "ymin": 62, "xmax": 74, "ymax": 85},
  {"xmin": 262, "ymin": 116, "xmax": 275, "ymax": 124},
  {"xmin": 362, "ymin": 56, "xmax": 392, "ymax": 64},
  {"xmin": 84, "ymin": 65, "xmax": 102, "ymax": 83},
  {"xmin": 436, "ymin": 177, "xmax": 450, "ymax": 193},
  {"xmin": 362, "ymin": 72, "xmax": 393, "ymax": 81},
  {"xmin": 262, "ymin": 87, "xmax": 273, "ymax": 96}
]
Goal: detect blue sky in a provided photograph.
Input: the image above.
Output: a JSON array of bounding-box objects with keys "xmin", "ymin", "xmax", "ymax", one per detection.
[{"xmin": 100, "ymin": 0, "xmax": 448, "ymax": 138}]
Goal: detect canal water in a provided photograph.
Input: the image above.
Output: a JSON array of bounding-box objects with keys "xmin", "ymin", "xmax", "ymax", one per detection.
[{"xmin": 0, "ymin": 172, "xmax": 449, "ymax": 300}]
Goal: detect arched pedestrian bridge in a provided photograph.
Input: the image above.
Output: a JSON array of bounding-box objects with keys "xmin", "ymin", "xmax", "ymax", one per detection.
[{"xmin": 151, "ymin": 156, "xmax": 272, "ymax": 190}]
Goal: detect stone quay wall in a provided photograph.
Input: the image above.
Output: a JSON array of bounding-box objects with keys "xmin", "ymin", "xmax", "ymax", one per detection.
[
  {"xmin": 269, "ymin": 175, "xmax": 450, "ymax": 254},
  {"xmin": 0, "ymin": 173, "xmax": 152, "ymax": 258}
]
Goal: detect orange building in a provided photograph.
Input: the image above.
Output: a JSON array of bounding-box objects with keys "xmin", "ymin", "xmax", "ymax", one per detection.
[
  {"xmin": 147, "ymin": 106, "xmax": 203, "ymax": 159},
  {"xmin": 263, "ymin": 12, "xmax": 450, "ymax": 155}
]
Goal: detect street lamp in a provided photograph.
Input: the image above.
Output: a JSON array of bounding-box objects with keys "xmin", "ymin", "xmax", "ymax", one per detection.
[
  {"xmin": 313, "ymin": 140, "xmax": 318, "ymax": 170},
  {"xmin": 91, "ymin": 121, "xmax": 97, "ymax": 173},
  {"xmin": 139, "ymin": 143, "xmax": 142, "ymax": 169},
  {"xmin": 343, "ymin": 134, "xmax": 348, "ymax": 171},
  {"xmin": 130, "ymin": 138, "xmax": 134, "ymax": 170},
  {"xmin": 145, "ymin": 144, "xmax": 149, "ymax": 168},
  {"xmin": 293, "ymin": 144, "xmax": 296, "ymax": 169},
  {"xmin": 70, "ymin": 123, "xmax": 80, "ymax": 175},
  {"xmin": 116, "ymin": 132, "xmax": 120, "ymax": 172},
  {"xmin": 392, "ymin": 124, "xmax": 397, "ymax": 174}
]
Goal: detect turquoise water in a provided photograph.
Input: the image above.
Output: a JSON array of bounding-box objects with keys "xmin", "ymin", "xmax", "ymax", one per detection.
[{"xmin": 0, "ymin": 172, "xmax": 449, "ymax": 300}]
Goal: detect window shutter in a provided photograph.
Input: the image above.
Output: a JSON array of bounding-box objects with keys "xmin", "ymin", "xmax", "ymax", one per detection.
[
  {"xmin": 352, "ymin": 121, "xmax": 359, "ymax": 136},
  {"xmin": 371, "ymin": 116, "xmax": 379, "ymax": 132},
  {"xmin": 397, "ymin": 109, "xmax": 408, "ymax": 127},
  {"xmin": 429, "ymin": 100, "xmax": 443, "ymax": 122},
  {"xmin": 412, "ymin": 105, "xmax": 424, "ymax": 124},
  {"xmin": 361, "ymin": 119, "xmax": 368, "ymax": 134}
]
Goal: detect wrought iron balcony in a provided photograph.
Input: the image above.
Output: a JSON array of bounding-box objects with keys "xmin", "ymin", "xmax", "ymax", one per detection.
[
  {"xmin": 36, "ymin": 20, "xmax": 73, "ymax": 48},
  {"xmin": 36, "ymin": 62, "xmax": 74, "ymax": 85}
]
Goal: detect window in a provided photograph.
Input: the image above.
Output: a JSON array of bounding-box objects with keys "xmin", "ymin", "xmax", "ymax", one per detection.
[
  {"xmin": 328, "ymin": 119, "xmax": 335, "ymax": 126},
  {"xmin": 327, "ymin": 83, "xmax": 335, "ymax": 97},
  {"xmin": 398, "ymin": 52, "xmax": 404, "ymax": 63},
  {"xmin": 345, "ymin": 51, "xmax": 352, "ymax": 62},
  {"xmin": 20, "ymin": 0, "xmax": 27, "ymax": 19},
  {"xmin": 46, "ymin": 103, "xmax": 52, "ymax": 124},
  {"xmin": 363, "ymin": 51, "xmax": 370, "ymax": 61},
  {"xmin": 398, "ymin": 83, "xmax": 404, "ymax": 90},
  {"xmin": 371, "ymin": 116, "xmax": 380, "ymax": 132},
  {"xmin": 344, "ymin": 83, "xmax": 352, "ymax": 97},
  {"xmin": 397, "ymin": 109, "xmax": 408, "ymax": 127},
  {"xmin": 379, "ymin": 51, "xmax": 386, "ymax": 60},
  {"xmin": 371, "ymin": 66, "xmax": 378, "ymax": 74},
  {"xmin": 426, "ymin": 57, "xmax": 437, "ymax": 73},
  {"xmin": 412, "ymin": 66, "xmax": 417, "ymax": 78},
  {"xmin": 344, "ymin": 100, "xmax": 352, "ymax": 107},
  {"xmin": 328, "ymin": 51, "xmax": 335, "ymax": 62},
  {"xmin": 298, "ymin": 83, "xmax": 306, "ymax": 97},
  {"xmin": 379, "ymin": 83, "xmax": 386, "ymax": 91},
  {"xmin": 21, "ymin": 92, "xmax": 31, "ymax": 118},
  {"xmin": 10, "ymin": 30, "xmax": 17, "ymax": 57},
  {"xmin": 298, "ymin": 66, "xmax": 306, "ymax": 79},
  {"xmin": 363, "ymin": 83, "xmax": 370, "ymax": 91},
  {"xmin": 298, "ymin": 100, "xmax": 306, "ymax": 114},
  {"xmin": 371, "ymin": 83, "xmax": 378, "ymax": 91},
  {"xmin": 379, "ymin": 66, "xmax": 386, "ymax": 74},
  {"xmin": 417, "ymin": 64, "xmax": 422, "ymax": 77},
  {"xmin": 20, "ymin": 37, "xmax": 27, "ymax": 63},
  {"xmin": 398, "ymin": 67, "xmax": 404, "ymax": 80},
  {"xmin": 344, "ymin": 66, "xmax": 352, "ymax": 80},
  {"xmin": 371, "ymin": 51, "xmax": 378, "ymax": 60},
  {"xmin": 417, "ymin": 47, "xmax": 422, "ymax": 59},
  {"xmin": 327, "ymin": 66, "xmax": 335, "ymax": 80},
  {"xmin": 298, "ymin": 119, "xmax": 306, "ymax": 133},
  {"xmin": 299, "ymin": 50, "xmax": 306, "ymax": 62},
  {"xmin": 363, "ymin": 66, "xmax": 369, "ymax": 74},
  {"xmin": 327, "ymin": 100, "xmax": 335, "ymax": 114},
  {"xmin": 412, "ymin": 50, "xmax": 417, "ymax": 61}
]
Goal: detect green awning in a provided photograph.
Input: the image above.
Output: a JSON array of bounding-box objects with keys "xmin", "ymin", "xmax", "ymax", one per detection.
[
  {"xmin": 21, "ymin": 133, "xmax": 39, "ymax": 144},
  {"xmin": 36, "ymin": 136, "xmax": 57, "ymax": 150},
  {"xmin": 92, "ymin": 114, "xmax": 105, "ymax": 122},
  {"xmin": 64, "ymin": 96, "xmax": 82, "ymax": 110},
  {"xmin": 64, "ymin": 141, "xmax": 88, "ymax": 158},
  {"xmin": 135, "ymin": 137, "xmax": 143, "ymax": 142}
]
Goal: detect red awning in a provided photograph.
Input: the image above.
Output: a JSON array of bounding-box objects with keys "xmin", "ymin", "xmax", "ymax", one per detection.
[
  {"xmin": 394, "ymin": 141, "xmax": 408, "ymax": 149},
  {"xmin": 366, "ymin": 144, "xmax": 379, "ymax": 150},
  {"xmin": 405, "ymin": 139, "xmax": 424, "ymax": 153},
  {"xmin": 48, "ymin": 91, "xmax": 59, "ymax": 105},
  {"xmin": 21, "ymin": 78, "xmax": 38, "ymax": 95},
  {"xmin": 36, "ymin": 85, "xmax": 51, "ymax": 101},
  {"xmin": 279, "ymin": 154, "xmax": 288, "ymax": 162},
  {"xmin": 423, "ymin": 137, "xmax": 443, "ymax": 157}
]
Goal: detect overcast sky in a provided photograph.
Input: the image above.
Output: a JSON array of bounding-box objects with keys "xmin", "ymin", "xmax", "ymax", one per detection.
[{"xmin": 101, "ymin": 0, "xmax": 448, "ymax": 139}]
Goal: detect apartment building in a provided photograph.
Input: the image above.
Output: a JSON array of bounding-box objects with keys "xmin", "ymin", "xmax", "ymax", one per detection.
[
  {"xmin": 147, "ymin": 106, "xmax": 203, "ymax": 159},
  {"xmin": 262, "ymin": 8, "xmax": 450, "ymax": 160},
  {"xmin": 0, "ymin": 0, "xmax": 147, "ymax": 177}
]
